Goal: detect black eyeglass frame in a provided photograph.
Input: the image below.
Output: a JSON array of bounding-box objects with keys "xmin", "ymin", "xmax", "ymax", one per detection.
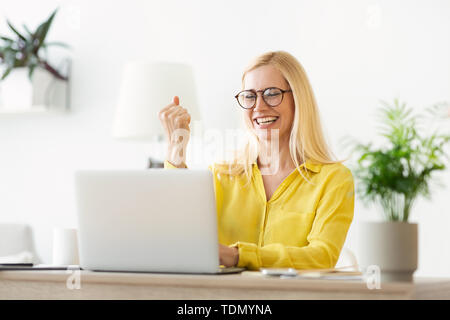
[{"xmin": 234, "ymin": 87, "xmax": 292, "ymax": 109}]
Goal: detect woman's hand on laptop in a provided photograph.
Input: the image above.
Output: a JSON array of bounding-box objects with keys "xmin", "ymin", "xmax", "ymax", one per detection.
[
  {"xmin": 158, "ymin": 96, "xmax": 191, "ymax": 167},
  {"xmin": 219, "ymin": 244, "xmax": 239, "ymax": 267}
]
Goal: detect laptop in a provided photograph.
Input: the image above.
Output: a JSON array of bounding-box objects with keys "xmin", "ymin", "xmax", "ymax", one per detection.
[{"xmin": 74, "ymin": 169, "xmax": 245, "ymax": 274}]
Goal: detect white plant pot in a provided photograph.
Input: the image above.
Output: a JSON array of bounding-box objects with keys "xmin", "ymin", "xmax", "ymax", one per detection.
[
  {"xmin": 0, "ymin": 63, "xmax": 70, "ymax": 113},
  {"xmin": 357, "ymin": 221, "xmax": 418, "ymax": 282},
  {"xmin": 0, "ymin": 67, "xmax": 33, "ymax": 109}
]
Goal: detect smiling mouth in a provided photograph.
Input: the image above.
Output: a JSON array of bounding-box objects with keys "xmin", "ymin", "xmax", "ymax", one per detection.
[{"xmin": 254, "ymin": 116, "xmax": 279, "ymax": 125}]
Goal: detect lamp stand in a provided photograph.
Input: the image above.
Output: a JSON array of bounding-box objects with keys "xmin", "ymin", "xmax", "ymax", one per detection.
[
  {"xmin": 148, "ymin": 157, "xmax": 164, "ymax": 168},
  {"xmin": 147, "ymin": 134, "xmax": 165, "ymax": 168}
]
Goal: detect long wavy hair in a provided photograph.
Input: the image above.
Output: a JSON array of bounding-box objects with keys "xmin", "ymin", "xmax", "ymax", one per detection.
[{"xmin": 215, "ymin": 51, "xmax": 340, "ymax": 183}]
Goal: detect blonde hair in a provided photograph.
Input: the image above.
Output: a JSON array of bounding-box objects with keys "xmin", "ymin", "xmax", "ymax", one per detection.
[{"xmin": 215, "ymin": 51, "xmax": 340, "ymax": 183}]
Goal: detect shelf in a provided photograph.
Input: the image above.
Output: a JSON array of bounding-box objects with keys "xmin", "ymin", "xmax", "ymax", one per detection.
[{"xmin": 0, "ymin": 105, "xmax": 68, "ymax": 115}]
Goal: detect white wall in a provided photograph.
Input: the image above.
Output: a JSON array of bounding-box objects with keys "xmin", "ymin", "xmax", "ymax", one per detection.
[{"xmin": 0, "ymin": 0, "xmax": 449, "ymax": 276}]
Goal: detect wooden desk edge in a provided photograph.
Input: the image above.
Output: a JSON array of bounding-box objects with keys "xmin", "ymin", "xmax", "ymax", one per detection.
[{"xmin": 0, "ymin": 270, "xmax": 419, "ymax": 294}]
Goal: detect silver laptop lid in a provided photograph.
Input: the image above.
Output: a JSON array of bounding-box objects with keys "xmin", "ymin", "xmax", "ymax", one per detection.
[{"xmin": 75, "ymin": 169, "xmax": 219, "ymax": 273}]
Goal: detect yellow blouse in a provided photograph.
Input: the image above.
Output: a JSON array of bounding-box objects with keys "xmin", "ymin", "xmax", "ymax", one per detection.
[{"xmin": 164, "ymin": 160, "xmax": 354, "ymax": 270}]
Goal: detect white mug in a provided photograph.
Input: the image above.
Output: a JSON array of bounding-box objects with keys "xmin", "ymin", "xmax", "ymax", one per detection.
[{"xmin": 52, "ymin": 228, "xmax": 80, "ymax": 266}]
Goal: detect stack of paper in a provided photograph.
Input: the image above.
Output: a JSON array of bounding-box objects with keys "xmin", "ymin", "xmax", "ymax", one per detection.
[
  {"xmin": 294, "ymin": 266, "xmax": 363, "ymax": 280},
  {"xmin": 259, "ymin": 265, "xmax": 364, "ymax": 281}
]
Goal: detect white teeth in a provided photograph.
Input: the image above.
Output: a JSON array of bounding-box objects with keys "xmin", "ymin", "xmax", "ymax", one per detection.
[{"xmin": 256, "ymin": 117, "xmax": 278, "ymax": 125}]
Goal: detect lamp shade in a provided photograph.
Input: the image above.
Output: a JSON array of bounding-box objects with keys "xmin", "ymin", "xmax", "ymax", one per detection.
[{"xmin": 112, "ymin": 61, "xmax": 200, "ymax": 140}]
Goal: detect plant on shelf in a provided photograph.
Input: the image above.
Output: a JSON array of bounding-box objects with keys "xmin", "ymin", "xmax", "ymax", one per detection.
[
  {"xmin": 350, "ymin": 99, "xmax": 450, "ymax": 222},
  {"xmin": 0, "ymin": 8, "xmax": 69, "ymax": 81}
]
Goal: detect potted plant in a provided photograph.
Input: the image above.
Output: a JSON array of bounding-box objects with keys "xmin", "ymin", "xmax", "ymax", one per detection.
[
  {"xmin": 349, "ymin": 99, "xmax": 450, "ymax": 282},
  {"xmin": 0, "ymin": 8, "xmax": 69, "ymax": 110}
]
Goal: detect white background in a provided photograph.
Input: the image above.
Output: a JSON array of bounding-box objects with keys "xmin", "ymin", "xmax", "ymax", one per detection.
[{"xmin": 0, "ymin": 0, "xmax": 449, "ymax": 276}]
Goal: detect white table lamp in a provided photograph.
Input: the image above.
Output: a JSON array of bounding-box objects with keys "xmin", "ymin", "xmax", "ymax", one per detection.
[{"xmin": 112, "ymin": 61, "xmax": 200, "ymax": 167}]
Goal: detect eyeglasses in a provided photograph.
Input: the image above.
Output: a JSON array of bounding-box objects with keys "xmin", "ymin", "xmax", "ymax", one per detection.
[{"xmin": 234, "ymin": 87, "xmax": 292, "ymax": 109}]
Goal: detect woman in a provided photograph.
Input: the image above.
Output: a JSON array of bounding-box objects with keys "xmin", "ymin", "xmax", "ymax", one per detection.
[{"xmin": 158, "ymin": 51, "xmax": 354, "ymax": 270}]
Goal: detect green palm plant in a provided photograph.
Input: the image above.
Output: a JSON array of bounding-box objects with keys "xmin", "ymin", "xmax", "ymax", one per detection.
[
  {"xmin": 0, "ymin": 8, "xmax": 69, "ymax": 81},
  {"xmin": 348, "ymin": 99, "xmax": 450, "ymax": 222}
]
